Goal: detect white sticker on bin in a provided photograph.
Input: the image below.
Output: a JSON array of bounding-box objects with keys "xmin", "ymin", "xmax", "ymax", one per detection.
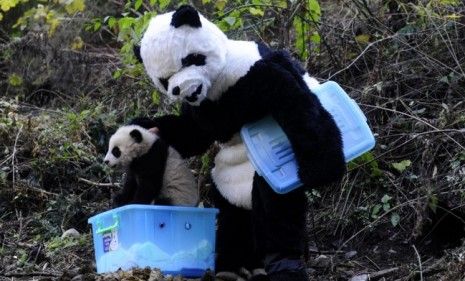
[{"xmin": 103, "ymin": 230, "xmax": 119, "ymax": 253}]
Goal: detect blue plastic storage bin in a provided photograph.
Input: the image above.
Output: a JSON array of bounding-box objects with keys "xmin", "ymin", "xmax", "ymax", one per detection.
[
  {"xmin": 241, "ymin": 81, "xmax": 375, "ymax": 194},
  {"xmin": 88, "ymin": 205, "xmax": 218, "ymax": 277}
]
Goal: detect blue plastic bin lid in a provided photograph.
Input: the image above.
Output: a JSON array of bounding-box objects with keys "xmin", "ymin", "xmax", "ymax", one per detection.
[{"xmin": 241, "ymin": 81, "xmax": 375, "ymax": 193}]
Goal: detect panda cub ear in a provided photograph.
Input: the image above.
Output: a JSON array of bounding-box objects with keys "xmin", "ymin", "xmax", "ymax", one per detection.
[
  {"xmin": 130, "ymin": 129, "xmax": 143, "ymax": 143},
  {"xmin": 171, "ymin": 5, "xmax": 202, "ymax": 28}
]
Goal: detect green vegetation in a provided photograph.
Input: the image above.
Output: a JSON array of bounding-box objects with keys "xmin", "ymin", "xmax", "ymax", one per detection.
[{"xmin": 0, "ymin": 0, "xmax": 464, "ymax": 279}]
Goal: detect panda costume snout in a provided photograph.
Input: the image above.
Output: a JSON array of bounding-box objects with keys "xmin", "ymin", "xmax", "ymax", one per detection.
[
  {"xmin": 134, "ymin": 45, "xmax": 209, "ymax": 105},
  {"xmin": 166, "ymin": 68, "xmax": 210, "ymax": 105}
]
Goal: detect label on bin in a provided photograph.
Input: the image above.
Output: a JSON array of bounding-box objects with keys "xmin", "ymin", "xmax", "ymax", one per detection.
[{"xmin": 103, "ymin": 230, "xmax": 119, "ymax": 253}]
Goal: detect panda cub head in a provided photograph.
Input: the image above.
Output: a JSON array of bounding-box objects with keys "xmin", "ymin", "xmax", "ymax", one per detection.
[
  {"xmin": 138, "ymin": 5, "xmax": 228, "ymax": 106},
  {"xmin": 104, "ymin": 125, "xmax": 157, "ymax": 168}
]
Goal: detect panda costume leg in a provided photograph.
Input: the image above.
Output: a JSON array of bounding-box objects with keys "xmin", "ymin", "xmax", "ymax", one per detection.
[
  {"xmin": 210, "ymin": 135, "xmax": 308, "ymax": 280},
  {"xmin": 211, "ymin": 186, "xmax": 263, "ymax": 273},
  {"xmin": 252, "ymin": 175, "xmax": 309, "ymax": 280},
  {"xmin": 208, "ymin": 135, "xmax": 266, "ymax": 277}
]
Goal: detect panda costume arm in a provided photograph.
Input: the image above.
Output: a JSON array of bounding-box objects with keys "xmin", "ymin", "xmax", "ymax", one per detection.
[
  {"xmin": 130, "ymin": 113, "xmax": 217, "ymax": 159},
  {"xmin": 176, "ymin": 51, "xmax": 345, "ymax": 188},
  {"xmin": 146, "ymin": 59, "xmax": 344, "ymax": 189},
  {"xmin": 256, "ymin": 52, "xmax": 346, "ymax": 187}
]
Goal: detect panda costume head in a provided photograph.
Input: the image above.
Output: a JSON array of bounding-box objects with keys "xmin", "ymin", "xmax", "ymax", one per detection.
[
  {"xmin": 104, "ymin": 124, "xmax": 198, "ymax": 207},
  {"xmin": 140, "ymin": 5, "xmax": 228, "ymax": 105}
]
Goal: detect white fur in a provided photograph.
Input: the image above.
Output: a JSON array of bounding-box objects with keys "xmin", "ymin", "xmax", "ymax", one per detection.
[
  {"xmin": 140, "ymin": 9, "xmax": 320, "ymax": 208},
  {"xmin": 303, "ymin": 73, "xmax": 320, "ymax": 91},
  {"xmin": 208, "ymin": 40, "xmax": 262, "ymax": 101},
  {"xmin": 141, "ymin": 11, "xmax": 228, "ymax": 105},
  {"xmin": 106, "ymin": 125, "xmax": 198, "ymax": 207},
  {"xmin": 211, "ymin": 134, "xmax": 255, "ymax": 209},
  {"xmin": 160, "ymin": 147, "xmax": 199, "ymax": 206},
  {"xmin": 104, "ymin": 125, "xmax": 157, "ymax": 168}
]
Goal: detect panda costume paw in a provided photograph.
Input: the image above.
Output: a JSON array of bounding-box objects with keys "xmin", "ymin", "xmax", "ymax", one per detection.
[{"xmin": 136, "ymin": 5, "xmax": 344, "ymax": 280}]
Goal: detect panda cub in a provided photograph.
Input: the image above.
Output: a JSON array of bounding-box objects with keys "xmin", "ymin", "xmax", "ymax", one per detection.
[{"xmin": 104, "ymin": 124, "xmax": 198, "ymax": 207}]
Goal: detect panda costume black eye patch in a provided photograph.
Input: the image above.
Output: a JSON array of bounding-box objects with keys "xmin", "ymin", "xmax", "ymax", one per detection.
[
  {"xmin": 159, "ymin": 78, "xmax": 169, "ymax": 90},
  {"xmin": 181, "ymin": 54, "xmax": 206, "ymax": 67},
  {"xmin": 112, "ymin": 147, "xmax": 121, "ymax": 158}
]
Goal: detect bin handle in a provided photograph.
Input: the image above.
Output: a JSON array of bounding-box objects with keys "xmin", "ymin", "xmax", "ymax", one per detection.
[{"xmin": 96, "ymin": 214, "xmax": 119, "ymax": 234}]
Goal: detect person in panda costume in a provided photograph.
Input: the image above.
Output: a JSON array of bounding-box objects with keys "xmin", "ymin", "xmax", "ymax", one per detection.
[{"xmin": 135, "ymin": 5, "xmax": 346, "ymax": 281}]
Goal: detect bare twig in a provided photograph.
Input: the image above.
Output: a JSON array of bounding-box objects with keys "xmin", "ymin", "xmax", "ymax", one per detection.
[
  {"xmin": 78, "ymin": 177, "xmax": 120, "ymax": 187},
  {"xmin": 360, "ymin": 103, "xmax": 465, "ymax": 150},
  {"xmin": 338, "ymin": 198, "xmax": 421, "ymax": 250},
  {"xmin": 0, "ymin": 272, "xmax": 61, "ymax": 278},
  {"xmin": 328, "ymin": 35, "xmax": 396, "ymax": 79},
  {"xmin": 412, "ymin": 245, "xmax": 423, "ymax": 281},
  {"xmin": 11, "ymin": 125, "xmax": 23, "ymax": 188},
  {"xmin": 19, "ymin": 185, "xmax": 60, "ymax": 197},
  {"xmin": 370, "ymin": 267, "xmax": 400, "ymax": 279}
]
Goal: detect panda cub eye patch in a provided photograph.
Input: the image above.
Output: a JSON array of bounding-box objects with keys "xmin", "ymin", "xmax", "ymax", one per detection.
[
  {"xmin": 181, "ymin": 53, "xmax": 206, "ymax": 67},
  {"xmin": 112, "ymin": 147, "xmax": 121, "ymax": 158}
]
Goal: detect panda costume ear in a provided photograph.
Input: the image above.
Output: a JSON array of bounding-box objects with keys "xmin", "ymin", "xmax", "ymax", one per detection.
[
  {"xmin": 130, "ymin": 129, "xmax": 143, "ymax": 143},
  {"xmin": 171, "ymin": 5, "xmax": 202, "ymax": 28}
]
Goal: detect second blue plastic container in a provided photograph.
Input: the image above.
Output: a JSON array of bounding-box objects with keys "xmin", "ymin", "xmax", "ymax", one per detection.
[{"xmin": 241, "ymin": 81, "xmax": 375, "ymax": 194}]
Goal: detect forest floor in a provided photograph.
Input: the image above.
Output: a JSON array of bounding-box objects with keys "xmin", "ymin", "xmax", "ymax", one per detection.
[
  {"xmin": 1, "ymin": 1, "xmax": 465, "ymax": 280},
  {"xmin": 1, "ymin": 179, "xmax": 465, "ymax": 281}
]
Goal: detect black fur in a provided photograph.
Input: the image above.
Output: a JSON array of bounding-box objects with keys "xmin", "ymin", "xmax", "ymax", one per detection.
[
  {"xmin": 130, "ymin": 129, "xmax": 143, "ymax": 143},
  {"xmin": 182, "ymin": 53, "xmax": 207, "ymax": 67},
  {"xmin": 185, "ymin": 85, "xmax": 202, "ymax": 102},
  {"xmin": 256, "ymin": 42, "xmax": 271, "ymax": 57},
  {"xmin": 147, "ymin": 51, "xmax": 345, "ymax": 187},
  {"xmin": 133, "ymin": 45, "xmax": 142, "ymax": 63},
  {"xmin": 171, "ymin": 5, "xmax": 202, "ymax": 28},
  {"xmin": 211, "ymin": 186, "xmax": 263, "ymax": 273},
  {"xmin": 112, "ymin": 138, "xmax": 169, "ymax": 207},
  {"xmin": 172, "ymin": 86, "xmax": 180, "ymax": 96},
  {"xmin": 129, "ymin": 117, "xmax": 161, "ymax": 129},
  {"xmin": 160, "ymin": 78, "xmax": 169, "ymax": 90},
  {"xmin": 252, "ymin": 175, "xmax": 308, "ymax": 268},
  {"xmin": 136, "ymin": 107, "xmax": 216, "ymax": 158},
  {"xmin": 267, "ymin": 269, "xmax": 309, "ymax": 281},
  {"xmin": 139, "ymin": 47, "xmax": 344, "ymax": 281},
  {"xmin": 111, "ymin": 147, "xmax": 121, "ymax": 158}
]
